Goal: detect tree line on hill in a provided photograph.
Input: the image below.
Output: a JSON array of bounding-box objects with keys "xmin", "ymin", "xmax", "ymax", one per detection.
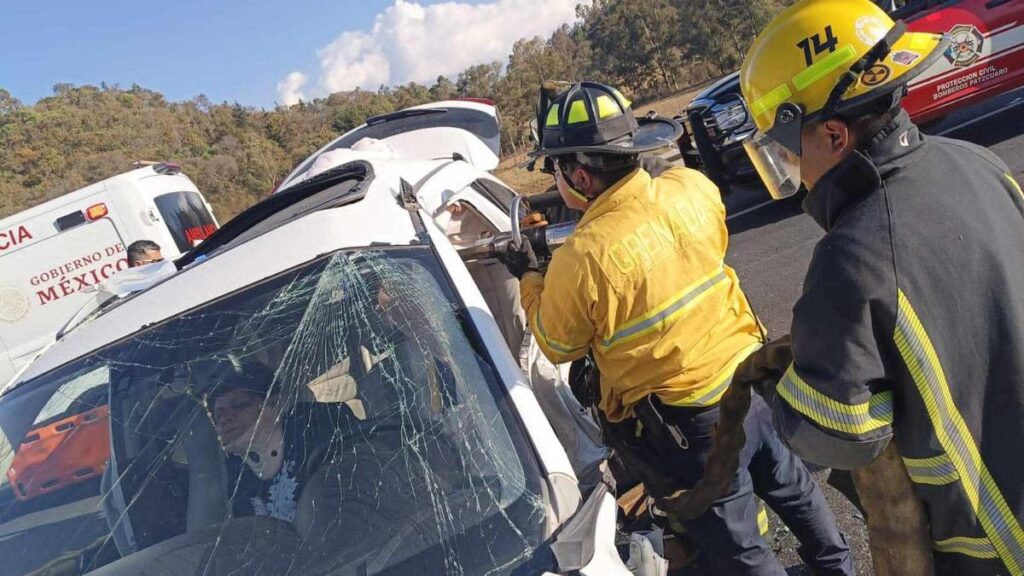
[{"xmin": 0, "ymin": 0, "xmax": 792, "ymax": 221}]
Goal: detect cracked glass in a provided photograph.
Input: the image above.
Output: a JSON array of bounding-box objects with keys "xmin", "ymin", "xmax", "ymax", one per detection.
[{"xmin": 0, "ymin": 247, "xmax": 550, "ymax": 575}]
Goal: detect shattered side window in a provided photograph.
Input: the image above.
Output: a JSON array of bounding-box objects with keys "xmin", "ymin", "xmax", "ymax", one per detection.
[{"xmin": 0, "ymin": 248, "xmax": 550, "ymax": 575}]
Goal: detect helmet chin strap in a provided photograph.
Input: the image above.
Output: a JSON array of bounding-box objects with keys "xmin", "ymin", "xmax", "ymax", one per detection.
[
  {"xmin": 559, "ymin": 164, "xmax": 591, "ymax": 204},
  {"xmin": 567, "ymin": 186, "xmax": 591, "ymax": 205}
]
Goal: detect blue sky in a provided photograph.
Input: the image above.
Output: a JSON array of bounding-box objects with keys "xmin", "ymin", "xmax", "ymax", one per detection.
[{"xmin": 1, "ymin": 0, "xmax": 579, "ymax": 109}]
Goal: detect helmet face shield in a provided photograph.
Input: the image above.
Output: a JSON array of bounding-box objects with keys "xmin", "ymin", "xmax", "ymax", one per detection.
[{"xmin": 743, "ymin": 130, "xmax": 802, "ymax": 200}]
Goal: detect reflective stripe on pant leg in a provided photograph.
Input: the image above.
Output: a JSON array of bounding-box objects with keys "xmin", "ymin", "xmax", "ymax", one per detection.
[{"xmin": 681, "ymin": 469, "xmax": 786, "ymax": 575}]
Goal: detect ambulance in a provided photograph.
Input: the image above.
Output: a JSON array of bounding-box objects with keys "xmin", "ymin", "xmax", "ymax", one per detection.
[{"xmin": 0, "ymin": 163, "xmax": 218, "ymax": 386}]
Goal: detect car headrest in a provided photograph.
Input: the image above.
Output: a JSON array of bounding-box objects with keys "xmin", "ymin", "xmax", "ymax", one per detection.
[{"xmin": 354, "ymin": 337, "xmax": 447, "ymax": 429}]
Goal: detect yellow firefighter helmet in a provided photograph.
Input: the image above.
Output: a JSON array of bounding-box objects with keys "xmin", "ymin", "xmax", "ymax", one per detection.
[{"xmin": 739, "ymin": 0, "xmax": 948, "ymax": 199}]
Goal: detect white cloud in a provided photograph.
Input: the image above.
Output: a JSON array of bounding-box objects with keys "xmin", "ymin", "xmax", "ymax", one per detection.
[
  {"xmin": 277, "ymin": 0, "xmax": 580, "ymax": 103},
  {"xmin": 276, "ymin": 71, "xmax": 308, "ymax": 106}
]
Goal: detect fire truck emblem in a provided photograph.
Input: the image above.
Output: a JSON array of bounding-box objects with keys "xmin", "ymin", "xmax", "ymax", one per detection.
[
  {"xmin": 0, "ymin": 286, "xmax": 29, "ymax": 323},
  {"xmin": 944, "ymin": 24, "xmax": 985, "ymax": 68}
]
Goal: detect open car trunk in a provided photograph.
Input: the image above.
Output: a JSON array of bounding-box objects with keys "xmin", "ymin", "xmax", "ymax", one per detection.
[{"xmin": 277, "ymin": 101, "xmax": 502, "ymax": 192}]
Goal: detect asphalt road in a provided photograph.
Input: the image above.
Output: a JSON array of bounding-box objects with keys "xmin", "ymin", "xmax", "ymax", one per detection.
[{"xmin": 715, "ymin": 89, "xmax": 1024, "ymax": 574}]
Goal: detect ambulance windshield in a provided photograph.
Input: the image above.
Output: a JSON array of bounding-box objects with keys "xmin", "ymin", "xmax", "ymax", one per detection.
[{"xmin": 153, "ymin": 191, "xmax": 217, "ymax": 252}]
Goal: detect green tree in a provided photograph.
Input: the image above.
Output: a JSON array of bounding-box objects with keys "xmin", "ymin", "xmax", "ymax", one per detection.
[
  {"xmin": 456, "ymin": 62, "xmax": 503, "ymax": 98},
  {"xmin": 583, "ymin": 0, "xmax": 683, "ymax": 96},
  {"xmin": 429, "ymin": 76, "xmax": 457, "ymax": 101},
  {"xmin": 0, "ymin": 0, "xmax": 802, "ymax": 222}
]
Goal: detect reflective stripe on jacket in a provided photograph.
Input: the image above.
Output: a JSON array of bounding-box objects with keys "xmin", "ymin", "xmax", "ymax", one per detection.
[
  {"xmin": 770, "ymin": 110, "xmax": 1024, "ymax": 574},
  {"xmin": 520, "ymin": 166, "xmax": 762, "ymax": 422}
]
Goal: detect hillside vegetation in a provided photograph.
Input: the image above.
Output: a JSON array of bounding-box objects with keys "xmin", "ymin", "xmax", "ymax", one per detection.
[{"xmin": 0, "ymin": 0, "xmax": 792, "ymax": 221}]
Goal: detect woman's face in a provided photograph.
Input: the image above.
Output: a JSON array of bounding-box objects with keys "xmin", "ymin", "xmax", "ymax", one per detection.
[{"xmin": 212, "ymin": 388, "xmax": 272, "ymax": 455}]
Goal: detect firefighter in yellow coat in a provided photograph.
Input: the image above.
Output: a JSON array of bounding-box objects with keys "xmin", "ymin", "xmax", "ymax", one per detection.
[{"xmin": 501, "ymin": 81, "xmax": 853, "ymax": 575}]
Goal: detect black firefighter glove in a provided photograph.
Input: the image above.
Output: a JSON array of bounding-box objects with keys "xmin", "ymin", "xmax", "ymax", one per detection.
[
  {"xmin": 597, "ymin": 412, "xmax": 682, "ymax": 501},
  {"xmin": 498, "ymin": 234, "xmax": 540, "ymax": 279}
]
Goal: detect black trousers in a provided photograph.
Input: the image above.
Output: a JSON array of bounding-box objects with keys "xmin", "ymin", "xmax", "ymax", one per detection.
[{"xmin": 638, "ymin": 393, "xmax": 854, "ymax": 575}]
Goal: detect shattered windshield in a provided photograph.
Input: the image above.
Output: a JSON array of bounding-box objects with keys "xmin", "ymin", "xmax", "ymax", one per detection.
[{"xmin": 0, "ymin": 248, "xmax": 549, "ymax": 575}]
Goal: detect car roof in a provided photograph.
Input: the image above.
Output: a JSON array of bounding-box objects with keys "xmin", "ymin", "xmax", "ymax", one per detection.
[{"xmin": 11, "ymin": 157, "xmax": 453, "ymax": 386}]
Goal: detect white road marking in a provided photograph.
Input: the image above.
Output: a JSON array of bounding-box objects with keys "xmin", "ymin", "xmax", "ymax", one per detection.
[{"xmin": 726, "ymin": 199, "xmax": 776, "ymax": 222}]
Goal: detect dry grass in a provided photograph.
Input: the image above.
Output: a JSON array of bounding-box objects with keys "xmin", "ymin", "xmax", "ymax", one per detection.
[
  {"xmin": 634, "ymin": 87, "xmax": 704, "ymax": 118},
  {"xmin": 493, "ymin": 86, "xmax": 703, "ymax": 196},
  {"xmin": 493, "ymin": 160, "xmax": 554, "ymax": 197}
]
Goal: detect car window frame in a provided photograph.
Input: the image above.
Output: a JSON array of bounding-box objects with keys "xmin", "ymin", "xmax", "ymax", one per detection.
[{"xmin": 2, "ymin": 242, "xmax": 554, "ymax": 573}]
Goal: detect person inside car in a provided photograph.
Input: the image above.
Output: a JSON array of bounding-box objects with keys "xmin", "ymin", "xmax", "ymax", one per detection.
[{"xmin": 206, "ymin": 360, "xmax": 348, "ymax": 522}]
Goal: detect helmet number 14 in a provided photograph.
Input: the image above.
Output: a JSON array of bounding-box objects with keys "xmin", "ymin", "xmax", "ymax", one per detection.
[{"xmin": 797, "ymin": 25, "xmax": 839, "ymax": 67}]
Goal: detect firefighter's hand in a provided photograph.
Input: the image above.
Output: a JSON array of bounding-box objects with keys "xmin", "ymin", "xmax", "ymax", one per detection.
[
  {"xmin": 734, "ymin": 335, "xmax": 792, "ymax": 403},
  {"xmin": 498, "ymin": 234, "xmax": 540, "ymax": 279},
  {"xmin": 520, "ymin": 211, "xmax": 548, "ymax": 230},
  {"xmin": 655, "ymin": 381, "xmax": 751, "ymax": 520}
]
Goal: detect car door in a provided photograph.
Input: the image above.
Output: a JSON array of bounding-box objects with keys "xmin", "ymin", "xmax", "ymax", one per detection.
[{"xmin": 902, "ymin": 0, "xmax": 1024, "ymax": 122}]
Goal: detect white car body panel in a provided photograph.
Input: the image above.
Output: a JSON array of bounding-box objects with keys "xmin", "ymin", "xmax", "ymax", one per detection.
[
  {"xmin": 6, "ymin": 97, "xmax": 658, "ymax": 573},
  {"xmin": 415, "ymin": 162, "xmax": 513, "ymax": 233},
  {"xmin": 580, "ymin": 494, "xmax": 637, "ymax": 576},
  {"xmin": 422, "ymin": 208, "xmax": 581, "ymax": 521},
  {"xmin": 277, "ymin": 100, "xmax": 501, "ymax": 192},
  {"xmin": 16, "ymin": 177, "xmax": 416, "ymax": 383}
]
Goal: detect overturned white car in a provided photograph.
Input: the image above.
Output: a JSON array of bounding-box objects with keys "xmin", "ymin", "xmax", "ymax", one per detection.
[{"xmin": 0, "ymin": 100, "xmax": 664, "ymax": 575}]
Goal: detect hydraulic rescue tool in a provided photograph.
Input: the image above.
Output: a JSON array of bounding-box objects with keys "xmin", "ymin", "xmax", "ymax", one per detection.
[{"xmin": 457, "ymin": 193, "xmax": 576, "ymax": 264}]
